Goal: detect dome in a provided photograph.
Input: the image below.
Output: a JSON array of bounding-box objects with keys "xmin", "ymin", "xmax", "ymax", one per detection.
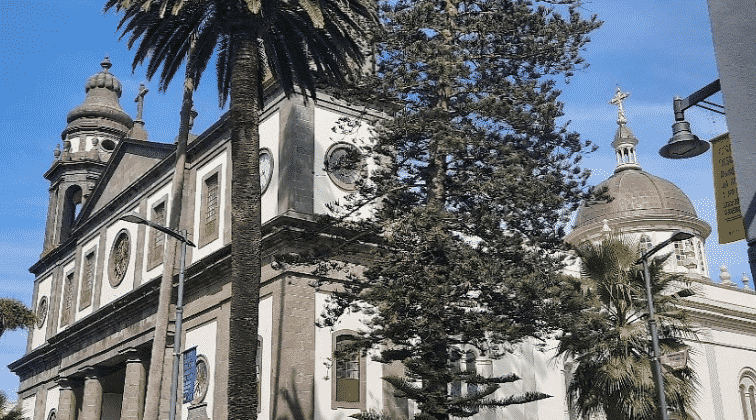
[
  {"xmin": 62, "ymin": 57, "xmax": 133, "ymax": 139},
  {"xmin": 574, "ymin": 169, "xmax": 699, "ymax": 229}
]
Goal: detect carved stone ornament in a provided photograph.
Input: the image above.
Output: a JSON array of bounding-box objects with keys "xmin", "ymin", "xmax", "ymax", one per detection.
[
  {"xmin": 36, "ymin": 296, "xmax": 48, "ymax": 329},
  {"xmin": 259, "ymin": 148, "xmax": 274, "ymax": 194},
  {"xmin": 109, "ymin": 229, "xmax": 131, "ymax": 287},
  {"xmin": 193, "ymin": 355, "xmax": 210, "ymax": 404},
  {"xmin": 325, "ymin": 143, "xmax": 365, "ymax": 191}
]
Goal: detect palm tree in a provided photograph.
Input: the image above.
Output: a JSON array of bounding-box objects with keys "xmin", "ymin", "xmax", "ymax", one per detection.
[
  {"xmin": 104, "ymin": 1, "xmax": 375, "ymax": 420},
  {"xmin": 0, "ymin": 390, "xmax": 23, "ymax": 420},
  {"xmin": 0, "ymin": 298, "xmax": 36, "ymax": 339},
  {"xmin": 557, "ymin": 237, "xmax": 698, "ymax": 420}
]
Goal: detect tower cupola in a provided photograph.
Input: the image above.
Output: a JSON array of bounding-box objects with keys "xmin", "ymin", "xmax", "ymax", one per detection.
[{"xmin": 61, "ymin": 57, "xmax": 133, "ymax": 158}]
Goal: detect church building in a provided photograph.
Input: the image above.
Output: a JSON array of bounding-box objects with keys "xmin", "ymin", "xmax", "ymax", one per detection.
[{"xmin": 8, "ymin": 61, "xmax": 756, "ymax": 420}]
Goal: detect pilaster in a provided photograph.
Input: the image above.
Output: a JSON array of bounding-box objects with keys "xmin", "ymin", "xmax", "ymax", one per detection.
[
  {"xmin": 80, "ymin": 368, "xmax": 103, "ymax": 420},
  {"xmin": 56, "ymin": 377, "xmax": 78, "ymax": 420},
  {"xmin": 120, "ymin": 349, "xmax": 148, "ymax": 420}
]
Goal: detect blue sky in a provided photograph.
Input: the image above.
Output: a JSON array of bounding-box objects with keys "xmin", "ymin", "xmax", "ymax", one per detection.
[{"xmin": 0, "ymin": 0, "xmax": 748, "ymax": 397}]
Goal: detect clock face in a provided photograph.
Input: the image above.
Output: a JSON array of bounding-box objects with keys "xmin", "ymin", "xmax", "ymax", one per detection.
[
  {"xmin": 325, "ymin": 143, "xmax": 364, "ymax": 191},
  {"xmin": 109, "ymin": 229, "xmax": 130, "ymax": 287},
  {"xmin": 259, "ymin": 148, "xmax": 273, "ymax": 194}
]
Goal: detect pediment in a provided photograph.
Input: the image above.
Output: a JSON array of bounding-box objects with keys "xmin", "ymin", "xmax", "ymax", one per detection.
[{"xmin": 78, "ymin": 139, "xmax": 175, "ymax": 222}]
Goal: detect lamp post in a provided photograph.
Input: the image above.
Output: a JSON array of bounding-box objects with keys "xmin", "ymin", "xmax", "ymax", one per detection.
[
  {"xmin": 635, "ymin": 230, "xmax": 694, "ymax": 420},
  {"xmin": 119, "ymin": 213, "xmax": 195, "ymax": 420}
]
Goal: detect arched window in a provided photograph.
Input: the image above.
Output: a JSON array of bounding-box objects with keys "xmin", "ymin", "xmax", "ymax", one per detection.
[
  {"xmin": 60, "ymin": 185, "xmax": 83, "ymax": 241},
  {"xmin": 332, "ymin": 331, "xmax": 366, "ymax": 409},
  {"xmin": 740, "ymin": 369, "xmax": 756, "ymax": 420}
]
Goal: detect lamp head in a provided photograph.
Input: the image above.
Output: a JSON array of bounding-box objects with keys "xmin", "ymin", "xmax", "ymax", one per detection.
[
  {"xmin": 670, "ymin": 231, "xmax": 694, "ymax": 242},
  {"xmin": 119, "ymin": 213, "xmax": 148, "ymax": 225},
  {"xmin": 672, "ymin": 288, "xmax": 695, "ymax": 299},
  {"xmin": 660, "ymin": 120, "xmax": 710, "ymax": 159}
]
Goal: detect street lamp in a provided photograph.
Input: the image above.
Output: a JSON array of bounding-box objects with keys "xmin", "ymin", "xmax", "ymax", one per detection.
[
  {"xmin": 659, "ymin": 79, "xmax": 723, "ymax": 159},
  {"xmin": 635, "ymin": 230, "xmax": 694, "ymax": 420},
  {"xmin": 119, "ymin": 213, "xmax": 195, "ymax": 420}
]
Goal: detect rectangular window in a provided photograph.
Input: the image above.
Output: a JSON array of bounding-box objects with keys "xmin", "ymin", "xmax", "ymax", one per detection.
[
  {"xmin": 256, "ymin": 337, "xmax": 262, "ymax": 413},
  {"xmin": 60, "ymin": 273, "xmax": 74, "ymax": 327},
  {"xmin": 79, "ymin": 251, "xmax": 95, "ymax": 309},
  {"xmin": 147, "ymin": 201, "xmax": 167, "ymax": 269},
  {"xmin": 199, "ymin": 171, "xmax": 220, "ymax": 247}
]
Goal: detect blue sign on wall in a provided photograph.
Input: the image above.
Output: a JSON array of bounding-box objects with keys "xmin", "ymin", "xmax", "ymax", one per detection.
[{"xmin": 183, "ymin": 347, "xmax": 197, "ymax": 404}]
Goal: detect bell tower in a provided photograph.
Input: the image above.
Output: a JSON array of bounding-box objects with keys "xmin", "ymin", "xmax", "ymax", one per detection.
[{"xmin": 42, "ymin": 57, "xmax": 134, "ymax": 254}]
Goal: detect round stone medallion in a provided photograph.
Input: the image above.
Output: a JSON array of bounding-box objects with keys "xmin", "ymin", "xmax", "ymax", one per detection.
[
  {"xmin": 193, "ymin": 355, "xmax": 210, "ymax": 404},
  {"xmin": 325, "ymin": 143, "xmax": 365, "ymax": 191},
  {"xmin": 260, "ymin": 148, "xmax": 274, "ymax": 194},
  {"xmin": 109, "ymin": 229, "xmax": 130, "ymax": 287},
  {"xmin": 36, "ymin": 296, "xmax": 48, "ymax": 329}
]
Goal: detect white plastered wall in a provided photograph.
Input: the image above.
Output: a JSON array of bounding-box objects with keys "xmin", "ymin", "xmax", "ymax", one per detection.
[
  {"xmin": 258, "ymin": 296, "xmax": 273, "ymax": 420},
  {"xmin": 21, "ymin": 394, "xmax": 35, "ymax": 420},
  {"xmin": 313, "ymin": 106, "xmax": 376, "ymax": 218},
  {"xmin": 99, "ymin": 206, "xmax": 140, "ymax": 307},
  {"xmin": 142, "ymin": 182, "xmax": 172, "ymax": 281},
  {"xmin": 31, "ymin": 275, "xmax": 52, "ymax": 349},
  {"xmin": 76, "ymin": 234, "xmax": 100, "ymax": 322},
  {"xmin": 182, "ymin": 320, "xmax": 218, "ymax": 420},
  {"xmin": 314, "ymin": 292, "xmax": 382, "ymax": 420},
  {"xmin": 687, "ymin": 326, "xmax": 756, "ymax": 420},
  {"xmin": 260, "ymin": 112, "xmax": 280, "ymax": 224},
  {"xmin": 44, "ymin": 386, "xmax": 60, "ymax": 420},
  {"xmin": 67, "ymin": 137, "xmax": 80, "ymax": 153},
  {"xmin": 192, "ymin": 149, "xmax": 228, "ymax": 263},
  {"xmin": 487, "ymin": 341, "xmax": 568, "ymax": 420}
]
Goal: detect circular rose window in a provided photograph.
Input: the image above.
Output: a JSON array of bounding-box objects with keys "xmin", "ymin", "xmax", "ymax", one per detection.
[
  {"xmin": 109, "ymin": 229, "xmax": 131, "ymax": 287},
  {"xmin": 36, "ymin": 296, "xmax": 48, "ymax": 329}
]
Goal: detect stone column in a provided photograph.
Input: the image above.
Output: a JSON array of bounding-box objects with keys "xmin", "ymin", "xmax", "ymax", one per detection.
[
  {"xmin": 80, "ymin": 368, "xmax": 103, "ymax": 420},
  {"xmin": 120, "ymin": 349, "xmax": 147, "ymax": 420},
  {"xmin": 57, "ymin": 377, "xmax": 78, "ymax": 420}
]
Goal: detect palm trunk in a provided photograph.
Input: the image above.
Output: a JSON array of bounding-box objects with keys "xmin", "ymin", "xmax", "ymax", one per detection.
[
  {"xmin": 228, "ymin": 33, "xmax": 262, "ymax": 420},
  {"xmin": 142, "ymin": 63, "xmax": 194, "ymax": 420}
]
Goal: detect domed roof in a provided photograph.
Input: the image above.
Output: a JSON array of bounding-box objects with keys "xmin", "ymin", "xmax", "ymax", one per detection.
[
  {"xmin": 574, "ymin": 169, "xmax": 698, "ymax": 229},
  {"xmin": 62, "ymin": 57, "xmax": 133, "ymax": 139}
]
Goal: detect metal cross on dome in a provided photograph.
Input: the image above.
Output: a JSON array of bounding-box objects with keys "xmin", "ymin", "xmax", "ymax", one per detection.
[{"xmin": 609, "ymin": 86, "xmax": 630, "ymax": 124}]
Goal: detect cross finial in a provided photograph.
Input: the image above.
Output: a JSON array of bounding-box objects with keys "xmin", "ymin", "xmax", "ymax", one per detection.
[
  {"xmin": 608, "ymin": 86, "xmax": 630, "ymax": 124},
  {"xmin": 135, "ymin": 83, "xmax": 149, "ymax": 120}
]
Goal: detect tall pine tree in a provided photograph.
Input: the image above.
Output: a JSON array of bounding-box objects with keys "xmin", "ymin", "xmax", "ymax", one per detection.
[{"xmin": 317, "ymin": 1, "xmax": 601, "ymax": 419}]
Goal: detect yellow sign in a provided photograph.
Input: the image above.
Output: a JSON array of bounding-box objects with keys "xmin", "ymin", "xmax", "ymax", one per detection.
[{"xmin": 711, "ymin": 133, "xmax": 746, "ymax": 244}]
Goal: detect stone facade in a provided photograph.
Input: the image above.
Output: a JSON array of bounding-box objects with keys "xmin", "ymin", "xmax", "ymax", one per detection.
[{"xmin": 10, "ymin": 63, "xmax": 756, "ymax": 420}]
